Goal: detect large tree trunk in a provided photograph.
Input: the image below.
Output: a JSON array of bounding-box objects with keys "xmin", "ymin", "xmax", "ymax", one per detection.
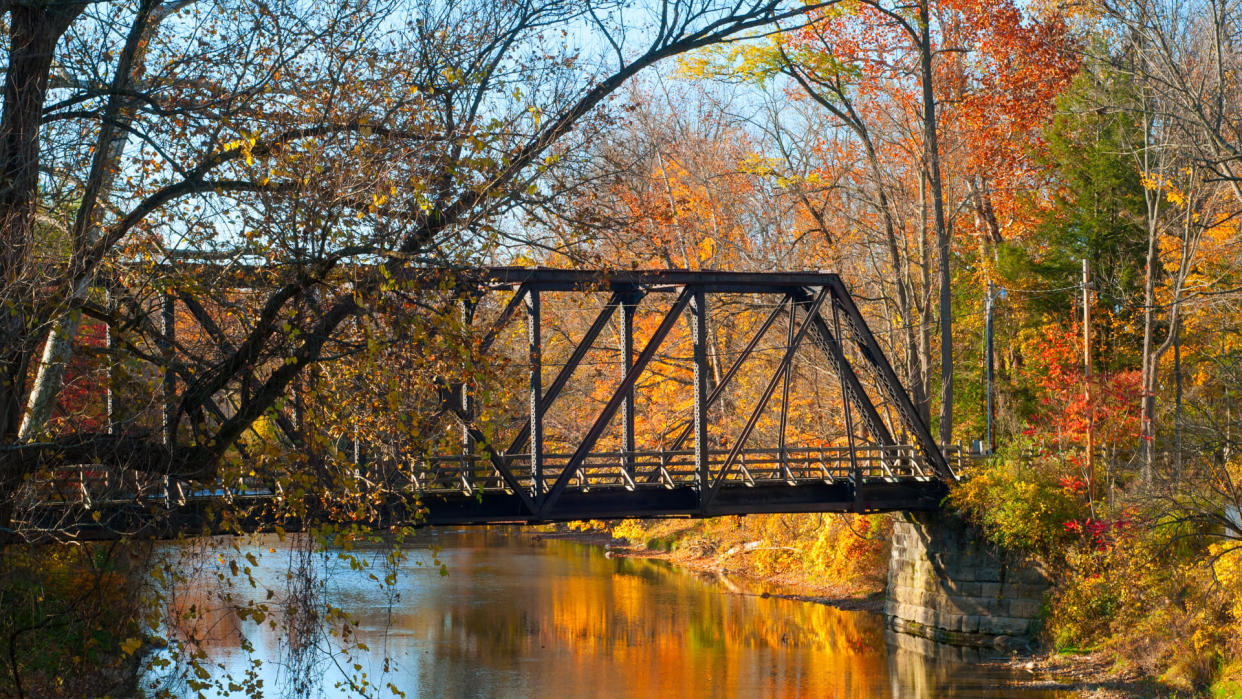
[
  {"xmin": 0, "ymin": 1, "xmax": 88, "ymax": 526},
  {"xmin": 0, "ymin": 3, "xmax": 87, "ymax": 435},
  {"xmin": 919, "ymin": 168, "xmax": 933, "ymax": 423},
  {"xmin": 918, "ymin": 0, "xmax": 953, "ymax": 447}
]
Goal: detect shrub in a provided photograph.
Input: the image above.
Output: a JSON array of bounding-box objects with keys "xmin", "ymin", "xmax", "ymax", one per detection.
[
  {"xmin": 1045, "ymin": 521, "xmax": 1241, "ymax": 692},
  {"xmin": 949, "ymin": 457, "xmax": 1088, "ymax": 560}
]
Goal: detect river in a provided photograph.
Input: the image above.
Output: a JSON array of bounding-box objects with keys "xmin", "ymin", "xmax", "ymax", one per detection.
[{"xmin": 144, "ymin": 529, "xmax": 1067, "ymax": 697}]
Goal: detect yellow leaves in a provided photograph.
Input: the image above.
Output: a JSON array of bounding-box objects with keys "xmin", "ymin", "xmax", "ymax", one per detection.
[
  {"xmin": 1208, "ymin": 541, "xmax": 1242, "ymax": 595},
  {"xmin": 697, "ymin": 237, "xmax": 717, "ymax": 263},
  {"xmin": 1140, "ymin": 171, "xmax": 1190, "ymax": 209},
  {"xmin": 738, "ymin": 153, "xmax": 780, "ymax": 177},
  {"xmin": 509, "ymin": 253, "xmax": 536, "ymax": 268},
  {"xmin": 223, "ymin": 133, "xmax": 259, "ymax": 167},
  {"xmin": 120, "ymin": 637, "xmax": 143, "ymax": 656},
  {"xmin": 675, "ymin": 39, "xmax": 787, "ymax": 85}
]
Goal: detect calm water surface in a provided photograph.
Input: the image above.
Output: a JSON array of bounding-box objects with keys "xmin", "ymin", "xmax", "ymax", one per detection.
[{"xmin": 149, "ymin": 529, "xmax": 1066, "ymax": 698}]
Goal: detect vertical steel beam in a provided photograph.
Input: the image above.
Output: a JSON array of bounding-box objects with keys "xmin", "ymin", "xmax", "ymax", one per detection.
[
  {"xmin": 459, "ymin": 294, "xmax": 477, "ymax": 493},
  {"xmin": 778, "ymin": 296, "xmax": 794, "ymax": 482},
  {"xmin": 161, "ymin": 291, "xmax": 175, "ymax": 446},
  {"xmin": 527, "ymin": 289, "xmax": 543, "ymax": 498},
  {"xmin": 835, "ymin": 300, "xmax": 863, "ymax": 513},
  {"xmin": 620, "ymin": 289, "xmax": 639, "ymax": 481},
  {"xmin": 690, "ymin": 287, "xmax": 710, "ymax": 496}
]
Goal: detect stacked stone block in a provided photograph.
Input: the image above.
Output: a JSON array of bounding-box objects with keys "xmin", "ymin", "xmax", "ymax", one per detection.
[{"xmin": 886, "ymin": 511, "xmax": 1050, "ymax": 649}]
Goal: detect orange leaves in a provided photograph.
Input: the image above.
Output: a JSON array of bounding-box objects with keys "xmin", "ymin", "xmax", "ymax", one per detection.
[
  {"xmin": 580, "ymin": 123, "xmax": 759, "ymax": 272},
  {"xmin": 787, "ymin": 0, "xmax": 1079, "ymax": 248},
  {"xmin": 950, "ymin": 0, "xmax": 1080, "ymax": 187}
]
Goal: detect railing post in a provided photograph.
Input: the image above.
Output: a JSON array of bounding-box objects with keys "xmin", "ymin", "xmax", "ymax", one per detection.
[
  {"xmin": 620, "ymin": 288, "xmax": 639, "ymax": 483},
  {"xmin": 527, "ymin": 289, "xmax": 543, "ymax": 498},
  {"xmin": 690, "ymin": 287, "xmax": 710, "ymax": 502}
]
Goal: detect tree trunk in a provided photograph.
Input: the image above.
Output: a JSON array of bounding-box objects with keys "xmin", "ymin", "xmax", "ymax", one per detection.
[
  {"xmin": 1139, "ymin": 208, "xmax": 1159, "ymax": 484},
  {"xmin": 19, "ymin": 0, "xmax": 160, "ymax": 440},
  {"xmin": 919, "ymin": 168, "xmax": 933, "ymax": 423},
  {"xmin": 0, "ymin": 1, "xmax": 88, "ymax": 527},
  {"xmin": 918, "ymin": 0, "xmax": 953, "ymax": 447}
]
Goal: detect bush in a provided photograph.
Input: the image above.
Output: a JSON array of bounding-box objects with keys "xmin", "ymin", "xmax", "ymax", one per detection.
[
  {"xmin": 1043, "ymin": 519, "xmax": 1242, "ymax": 692},
  {"xmin": 949, "ymin": 456, "xmax": 1088, "ymax": 560},
  {"xmin": 0, "ymin": 543, "xmax": 146, "ymax": 696},
  {"xmin": 804, "ymin": 514, "xmax": 892, "ymax": 591}
]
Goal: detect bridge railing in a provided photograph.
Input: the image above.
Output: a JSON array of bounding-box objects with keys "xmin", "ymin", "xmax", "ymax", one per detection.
[
  {"xmin": 396, "ymin": 443, "xmax": 936, "ymax": 495},
  {"xmin": 26, "ymin": 442, "xmax": 957, "ymax": 509},
  {"xmin": 23, "ymin": 465, "xmax": 252, "ymax": 511}
]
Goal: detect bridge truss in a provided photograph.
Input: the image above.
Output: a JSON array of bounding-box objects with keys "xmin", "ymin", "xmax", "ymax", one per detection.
[
  {"xmin": 22, "ymin": 268, "xmax": 953, "ymax": 537},
  {"xmin": 409, "ymin": 268, "xmax": 951, "ymax": 524}
]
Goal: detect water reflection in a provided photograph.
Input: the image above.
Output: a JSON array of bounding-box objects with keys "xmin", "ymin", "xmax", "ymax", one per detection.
[{"xmin": 150, "ymin": 529, "xmax": 1064, "ymax": 697}]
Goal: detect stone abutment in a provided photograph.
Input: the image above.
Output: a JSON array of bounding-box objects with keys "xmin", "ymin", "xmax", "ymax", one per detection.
[{"xmin": 886, "ymin": 510, "xmax": 1050, "ymax": 650}]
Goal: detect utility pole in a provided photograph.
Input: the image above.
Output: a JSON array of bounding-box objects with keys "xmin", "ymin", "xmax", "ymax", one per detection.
[{"xmin": 1082, "ymin": 259, "xmax": 1095, "ymax": 512}]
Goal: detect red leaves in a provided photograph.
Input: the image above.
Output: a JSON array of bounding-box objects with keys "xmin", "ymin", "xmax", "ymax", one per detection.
[
  {"xmin": 1023, "ymin": 325, "xmax": 1142, "ymax": 449},
  {"xmin": 47, "ymin": 318, "xmax": 111, "ymax": 435},
  {"xmin": 1063, "ymin": 514, "xmax": 1135, "ymax": 551},
  {"xmin": 1059, "ymin": 474, "xmax": 1089, "ymax": 494}
]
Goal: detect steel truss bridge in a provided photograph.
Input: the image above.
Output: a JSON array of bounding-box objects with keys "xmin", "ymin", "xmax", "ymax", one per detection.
[{"xmin": 25, "ymin": 268, "xmax": 955, "ymax": 537}]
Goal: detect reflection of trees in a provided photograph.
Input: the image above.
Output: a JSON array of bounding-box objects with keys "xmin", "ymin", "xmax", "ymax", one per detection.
[
  {"xmin": 154, "ymin": 536, "xmax": 371, "ymax": 694},
  {"xmin": 406, "ymin": 536, "xmax": 892, "ymax": 696},
  {"xmin": 160, "ymin": 533, "xmax": 1033, "ymax": 697}
]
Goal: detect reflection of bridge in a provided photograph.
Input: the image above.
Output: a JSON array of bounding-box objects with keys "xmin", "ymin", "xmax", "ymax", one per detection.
[{"xmin": 27, "ymin": 268, "xmax": 954, "ymax": 536}]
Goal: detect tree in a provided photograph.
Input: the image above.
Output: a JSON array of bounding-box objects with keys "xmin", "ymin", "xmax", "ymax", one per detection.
[
  {"xmin": 679, "ymin": 0, "xmax": 1077, "ymax": 440},
  {"xmin": 0, "ymin": 0, "xmax": 841, "ymax": 535}
]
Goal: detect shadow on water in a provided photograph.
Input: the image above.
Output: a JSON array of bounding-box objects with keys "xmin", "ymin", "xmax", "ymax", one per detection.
[{"xmin": 149, "ymin": 529, "xmax": 1069, "ymax": 697}]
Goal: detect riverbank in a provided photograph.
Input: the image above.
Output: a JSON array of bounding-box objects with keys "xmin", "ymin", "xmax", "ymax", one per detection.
[
  {"xmin": 530, "ymin": 525, "xmax": 1167, "ymax": 698},
  {"xmin": 531, "ymin": 527, "xmax": 885, "ymax": 612}
]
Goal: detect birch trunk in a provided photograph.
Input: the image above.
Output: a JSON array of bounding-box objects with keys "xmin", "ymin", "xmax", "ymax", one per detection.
[{"xmin": 19, "ymin": 0, "xmax": 171, "ymax": 440}]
